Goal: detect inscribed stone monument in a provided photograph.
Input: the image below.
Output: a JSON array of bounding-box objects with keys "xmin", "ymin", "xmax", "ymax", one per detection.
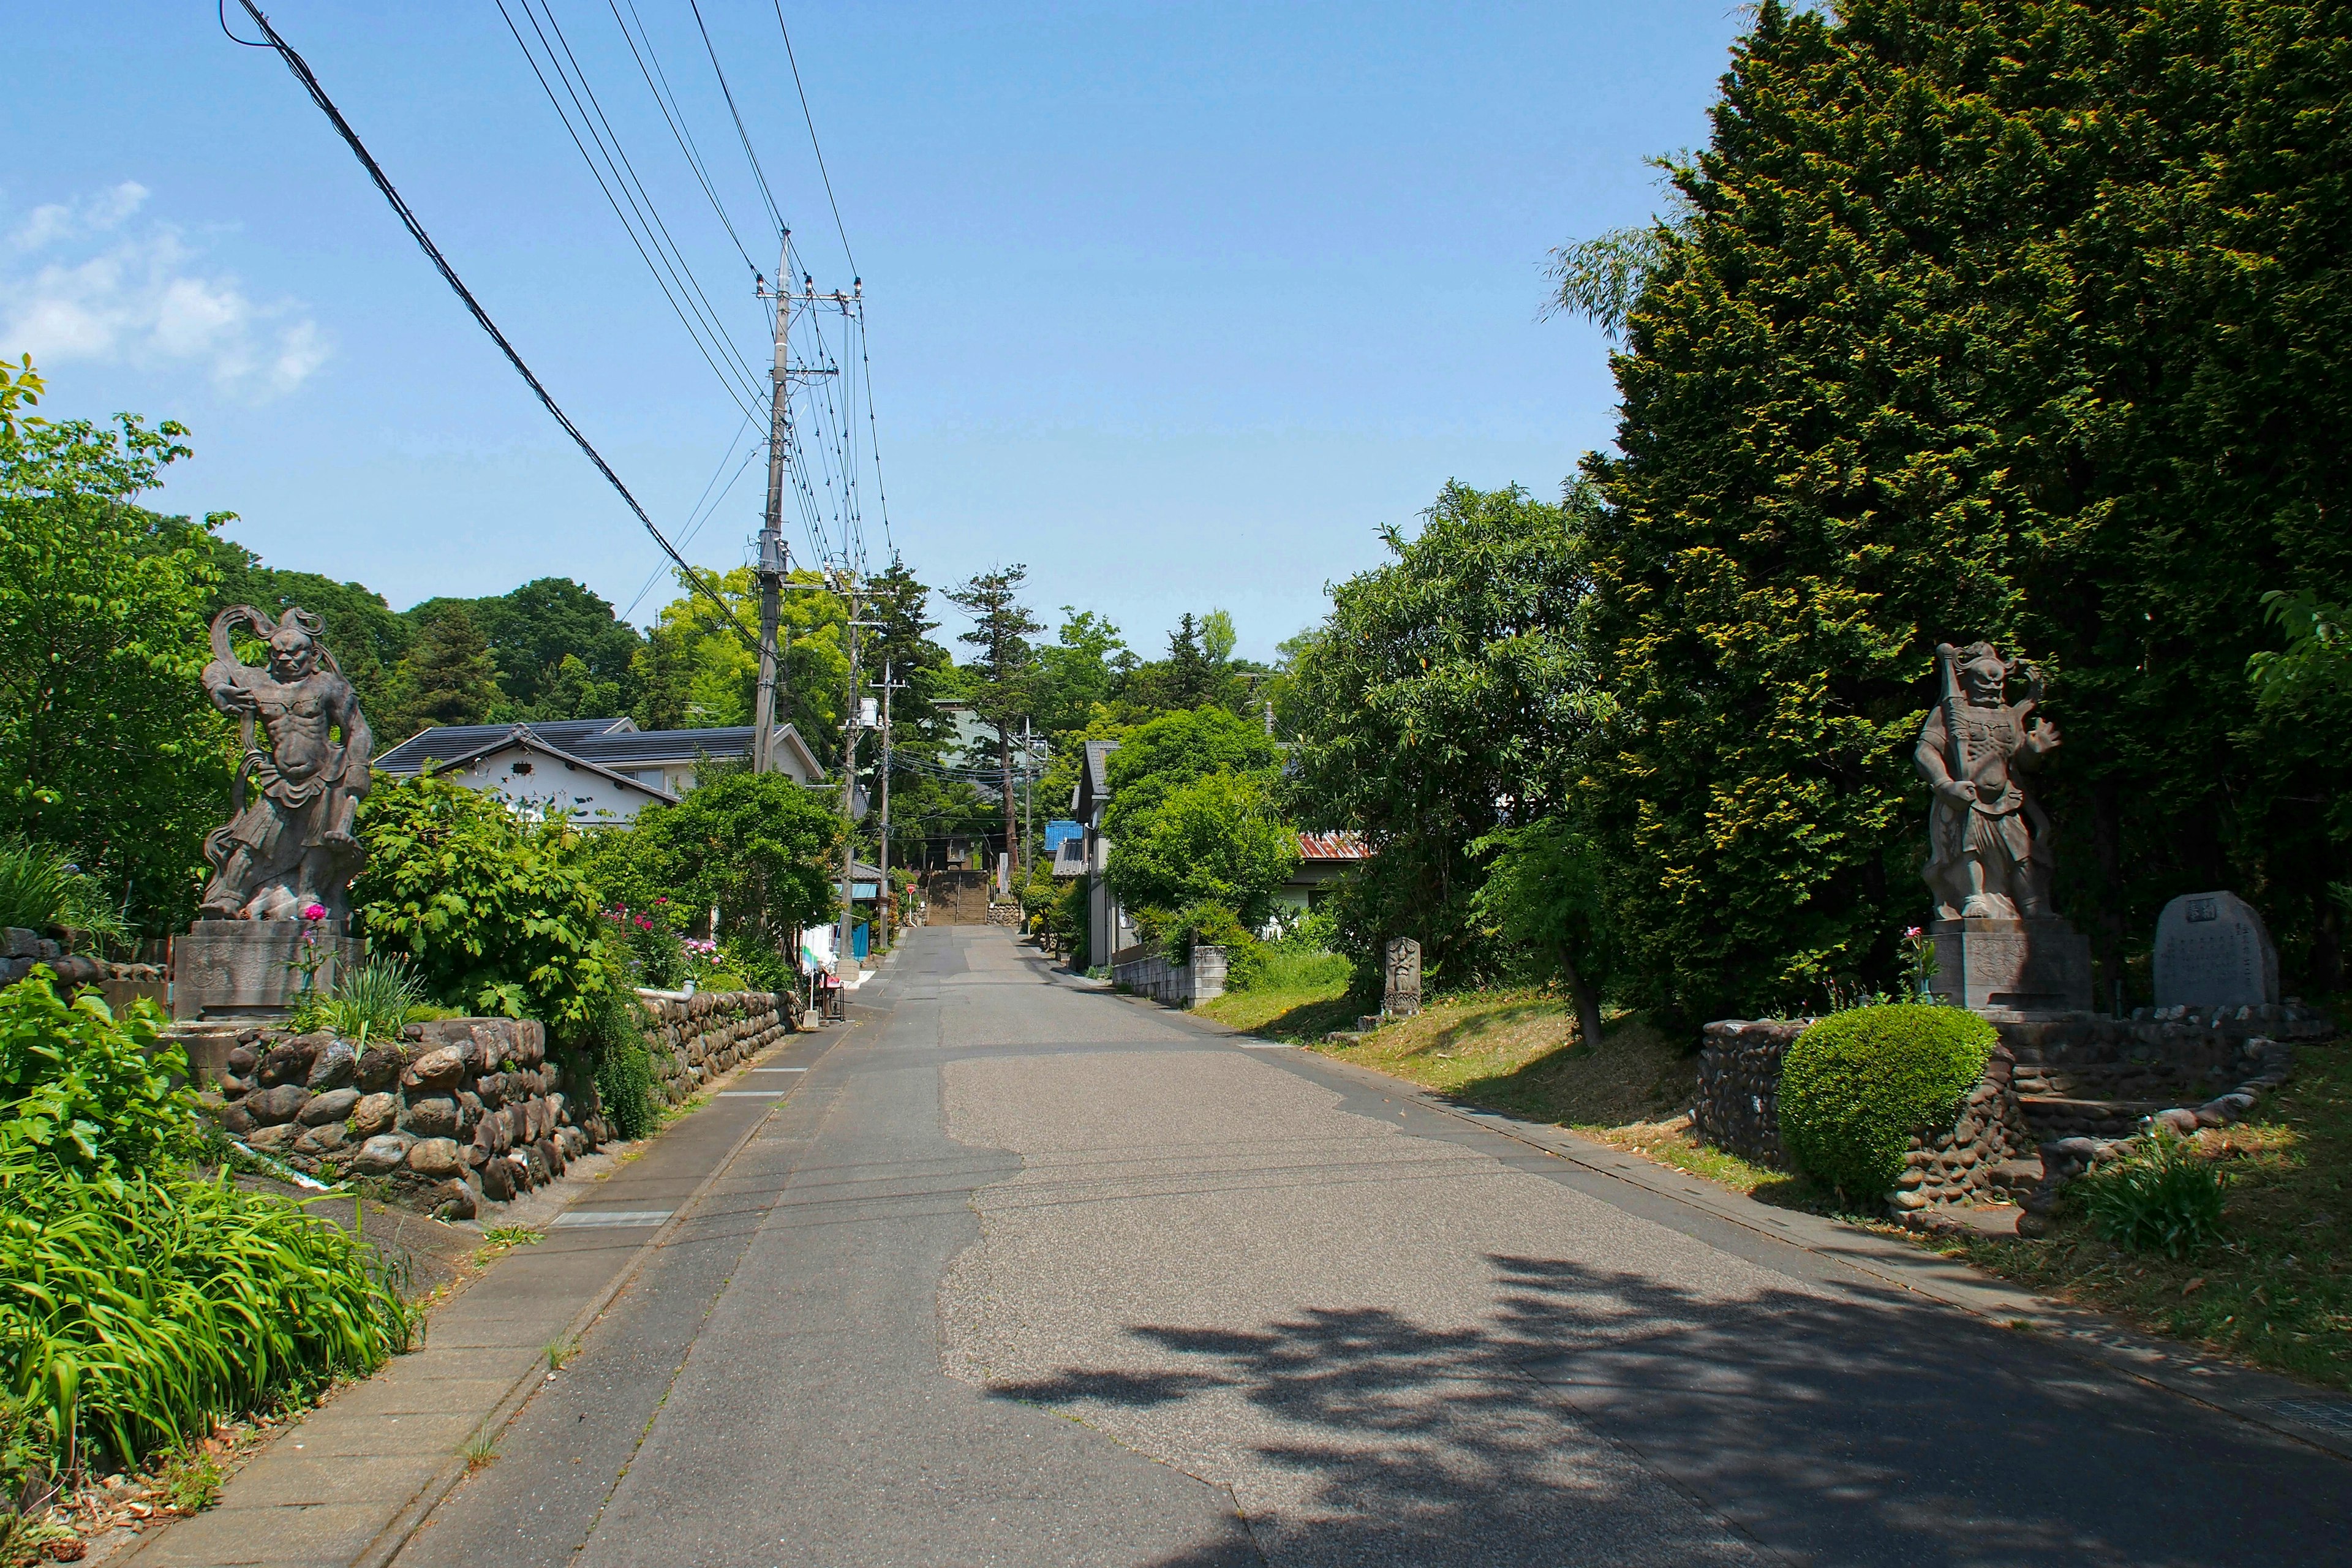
[
  {"xmin": 1915, "ymin": 641, "xmax": 2092, "ymax": 1014},
  {"xmin": 174, "ymin": 606, "xmax": 372, "ymax": 1019},
  {"xmin": 2154, "ymin": 891, "xmax": 2279, "ymax": 1009},
  {"xmin": 1382, "ymin": 937, "xmax": 1422, "ymax": 1018}
]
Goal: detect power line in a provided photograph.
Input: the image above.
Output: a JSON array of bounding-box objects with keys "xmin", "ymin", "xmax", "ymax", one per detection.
[
  {"xmin": 684, "ymin": 0, "xmax": 784, "ymax": 234},
  {"xmin": 230, "ymin": 0, "xmax": 758, "ymax": 653},
  {"xmin": 767, "ymin": 0, "xmax": 854, "ymax": 276},
  {"xmin": 610, "ymin": 0, "xmax": 758, "ymax": 274}
]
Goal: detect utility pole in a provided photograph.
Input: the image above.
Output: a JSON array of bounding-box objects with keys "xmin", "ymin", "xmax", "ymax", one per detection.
[{"xmin": 750, "ymin": 233, "xmax": 794, "ymax": 774}]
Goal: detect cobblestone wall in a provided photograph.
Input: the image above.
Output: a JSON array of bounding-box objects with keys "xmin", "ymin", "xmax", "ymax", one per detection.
[{"xmin": 636, "ymin": 989, "xmax": 796, "ymax": 1104}]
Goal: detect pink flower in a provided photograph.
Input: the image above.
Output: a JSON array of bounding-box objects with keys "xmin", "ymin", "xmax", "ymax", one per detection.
[
  {"xmin": 302, "ymin": 904, "xmax": 327, "ymax": 921},
  {"xmin": 1903, "ymin": 927, "xmax": 1923, "ymax": 940}
]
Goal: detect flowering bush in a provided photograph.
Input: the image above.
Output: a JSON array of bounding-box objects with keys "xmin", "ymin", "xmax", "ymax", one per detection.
[{"xmin": 605, "ymin": 902, "xmax": 690, "ymax": 990}]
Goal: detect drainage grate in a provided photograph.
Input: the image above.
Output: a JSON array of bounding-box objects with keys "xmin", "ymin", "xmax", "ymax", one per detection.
[{"xmin": 2277, "ymin": 1399, "xmax": 2352, "ymax": 1438}]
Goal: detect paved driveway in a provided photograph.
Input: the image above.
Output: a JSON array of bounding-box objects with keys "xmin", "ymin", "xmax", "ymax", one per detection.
[{"xmin": 398, "ymin": 926, "xmax": 2351, "ymax": 1567}]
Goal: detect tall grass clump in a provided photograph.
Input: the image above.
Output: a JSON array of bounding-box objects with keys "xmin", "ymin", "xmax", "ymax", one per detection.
[
  {"xmin": 0, "ymin": 1150, "xmax": 417, "ymax": 1480},
  {"xmin": 0, "ymin": 840, "xmax": 127, "ymax": 954},
  {"xmin": 2078, "ymin": 1130, "xmax": 2228, "ymax": 1257},
  {"xmin": 310, "ymin": 955, "xmax": 431, "ymax": 1043}
]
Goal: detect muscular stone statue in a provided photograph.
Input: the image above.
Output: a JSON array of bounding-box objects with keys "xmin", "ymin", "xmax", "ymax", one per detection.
[
  {"xmin": 1915, "ymin": 641, "xmax": 2060, "ymax": 921},
  {"xmin": 197, "ymin": 606, "xmax": 374, "ymax": 922}
]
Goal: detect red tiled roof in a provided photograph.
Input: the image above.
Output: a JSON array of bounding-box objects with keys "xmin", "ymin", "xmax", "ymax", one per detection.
[{"xmin": 1295, "ymin": 831, "xmax": 1368, "ymax": 861}]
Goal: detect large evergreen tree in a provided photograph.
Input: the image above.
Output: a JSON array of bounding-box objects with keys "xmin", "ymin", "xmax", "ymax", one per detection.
[
  {"xmin": 380, "ymin": 604, "xmax": 502, "ymax": 739},
  {"xmin": 944, "ymin": 566, "xmax": 1044, "ymax": 874},
  {"xmin": 1575, "ymin": 0, "xmax": 2352, "ymax": 1019}
]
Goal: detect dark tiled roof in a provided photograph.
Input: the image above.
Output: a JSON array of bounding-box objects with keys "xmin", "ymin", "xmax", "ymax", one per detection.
[
  {"xmin": 375, "ymin": 717, "xmax": 632, "ymax": 774},
  {"xmin": 565, "ymin": 728, "xmax": 754, "ymax": 766}
]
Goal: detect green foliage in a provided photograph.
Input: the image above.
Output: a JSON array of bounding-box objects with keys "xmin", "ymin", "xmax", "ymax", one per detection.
[
  {"xmin": 1108, "ymin": 769, "xmax": 1299, "ymax": 929},
  {"xmin": 1777, "ymin": 1004, "xmax": 1995, "ymax": 1197},
  {"xmin": 376, "ymin": 603, "xmax": 500, "ymax": 741},
  {"xmin": 603, "ymin": 902, "xmax": 690, "ymax": 990},
  {"xmin": 0, "ymin": 355, "xmax": 45, "ymax": 443},
  {"xmin": 0, "ymin": 974, "xmax": 196, "ymax": 1175},
  {"xmin": 0, "ymin": 407, "xmax": 231, "ymax": 934},
  {"xmin": 621, "ymin": 769, "xmax": 842, "ymax": 956},
  {"xmin": 1287, "ymin": 481, "xmax": 1594, "ymax": 987},
  {"xmin": 570, "ymin": 979, "xmax": 658, "ymax": 1141},
  {"xmin": 1102, "ymin": 707, "xmax": 1280, "ymax": 841},
  {"xmin": 351, "ymin": 774, "xmax": 611, "ymax": 1026},
  {"xmin": 314, "ymin": 956, "xmax": 429, "ymax": 1044},
  {"xmin": 631, "ymin": 566, "xmax": 843, "ymax": 750},
  {"xmin": 0, "ymin": 1147, "xmax": 415, "ymax": 1476},
  {"xmin": 0, "ymin": 839, "xmax": 127, "ymax": 952},
  {"xmin": 1578, "ymin": 0, "xmax": 2352, "ymax": 1018},
  {"xmin": 1468, "ymin": 815, "xmax": 1611, "ymax": 1046},
  {"xmin": 2077, "ymin": 1130, "xmax": 2230, "ymax": 1259}
]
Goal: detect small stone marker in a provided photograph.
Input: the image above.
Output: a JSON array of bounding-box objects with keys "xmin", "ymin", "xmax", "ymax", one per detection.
[
  {"xmin": 2154, "ymin": 891, "xmax": 2278, "ymax": 1009},
  {"xmin": 1382, "ymin": 938, "xmax": 1422, "ymax": 1019}
]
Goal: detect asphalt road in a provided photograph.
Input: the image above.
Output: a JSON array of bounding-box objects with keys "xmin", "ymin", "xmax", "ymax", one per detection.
[{"xmin": 396, "ymin": 926, "xmax": 2352, "ymax": 1567}]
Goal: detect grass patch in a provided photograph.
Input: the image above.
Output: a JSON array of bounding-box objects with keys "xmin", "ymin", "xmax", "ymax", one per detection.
[
  {"xmin": 1917, "ymin": 1030, "xmax": 2352, "ymax": 1392},
  {"xmin": 544, "ymin": 1336, "xmax": 579, "ymax": 1372},
  {"xmin": 469, "ymin": 1225, "xmax": 542, "ymax": 1270},
  {"xmin": 153, "ymin": 1443, "xmax": 224, "ymax": 1513},
  {"xmin": 1588, "ymin": 1120, "xmax": 1837, "ymax": 1213},
  {"xmin": 459, "ymin": 1431, "xmax": 498, "ymax": 1472}
]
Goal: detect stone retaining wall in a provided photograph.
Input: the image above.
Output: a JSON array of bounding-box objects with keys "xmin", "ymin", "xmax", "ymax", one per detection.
[
  {"xmin": 636, "ymin": 989, "xmax": 795, "ymax": 1104},
  {"xmin": 1695, "ymin": 1016, "xmax": 2033, "ymax": 1214},
  {"xmin": 201, "ymin": 988, "xmax": 798, "ymax": 1221},
  {"xmin": 209, "ymin": 1017, "xmax": 586, "ymax": 1220}
]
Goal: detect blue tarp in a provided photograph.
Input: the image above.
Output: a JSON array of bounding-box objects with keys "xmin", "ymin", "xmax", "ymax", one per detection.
[
  {"xmin": 852, "ymin": 921, "xmax": 870, "ymax": 959},
  {"xmin": 1044, "ymin": 819, "xmax": 1081, "ymax": 852}
]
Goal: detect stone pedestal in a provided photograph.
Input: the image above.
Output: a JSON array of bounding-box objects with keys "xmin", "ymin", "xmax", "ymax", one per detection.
[
  {"xmin": 171, "ymin": 919, "xmax": 362, "ymax": 1021},
  {"xmin": 1926, "ymin": 917, "xmax": 2092, "ymax": 1016}
]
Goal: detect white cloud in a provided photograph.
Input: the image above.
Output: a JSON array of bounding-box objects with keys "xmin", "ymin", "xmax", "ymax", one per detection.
[{"xmin": 0, "ymin": 183, "xmax": 328, "ymax": 399}]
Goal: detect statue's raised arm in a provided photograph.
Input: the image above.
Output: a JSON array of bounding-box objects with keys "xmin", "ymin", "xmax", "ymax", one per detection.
[{"xmin": 196, "ymin": 606, "xmax": 374, "ymax": 922}]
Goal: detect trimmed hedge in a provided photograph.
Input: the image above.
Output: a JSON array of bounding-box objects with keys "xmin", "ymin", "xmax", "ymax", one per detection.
[{"xmin": 1778, "ymin": 1005, "xmax": 1996, "ymax": 1197}]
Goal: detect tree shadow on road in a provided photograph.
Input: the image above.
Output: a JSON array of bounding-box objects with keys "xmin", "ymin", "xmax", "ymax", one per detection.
[{"xmin": 990, "ymin": 1254, "xmax": 2351, "ymax": 1568}]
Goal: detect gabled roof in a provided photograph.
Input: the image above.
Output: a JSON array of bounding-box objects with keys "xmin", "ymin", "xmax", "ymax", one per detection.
[
  {"xmin": 375, "ymin": 719, "xmax": 825, "ymax": 784},
  {"xmin": 375, "ymin": 717, "xmax": 633, "ymax": 774},
  {"xmin": 420, "ymin": 726, "xmax": 679, "ymax": 806}
]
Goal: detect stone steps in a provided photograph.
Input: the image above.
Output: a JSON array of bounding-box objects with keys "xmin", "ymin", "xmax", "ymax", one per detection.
[{"xmin": 2018, "ymin": 1095, "xmax": 2173, "ymax": 1138}]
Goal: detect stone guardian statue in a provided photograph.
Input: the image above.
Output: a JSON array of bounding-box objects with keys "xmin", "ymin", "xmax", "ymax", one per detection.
[
  {"xmin": 1915, "ymin": 641, "xmax": 2059, "ymax": 920},
  {"xmin": 1911, "ymin": 640, "xmax": 2090, "ymax": 1014},
  {"xmin": 197, "ymin": 606, "xmax": 374, "ymax": 922}
]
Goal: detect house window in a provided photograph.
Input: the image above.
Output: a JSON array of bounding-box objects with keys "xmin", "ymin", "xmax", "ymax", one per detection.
[{"xmin": 511, "ymin": 761, "xmax": 534, "ymax": 775}]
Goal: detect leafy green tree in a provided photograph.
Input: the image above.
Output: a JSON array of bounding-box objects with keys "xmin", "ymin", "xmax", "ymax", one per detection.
[
  {"xmin": 377, "ymin": 603, "xmax": 500, "ymax": 741},
  {"xmin": 944, "ymin": 566, "xmax": 1044, "ymax": 872},
  {"xmin": 1287, "ymin": 481, "xmax": 1594, "ymax": 987},
  {"xmin": 1467, "ymin": 817, "xmax": 1610, "ymax": 1052},
  {"xmin": 1106, "ymin": 770, "xmax": 1299, "ymax": 929},
  {"xmin": 624, "ymin": 769, "xmax": 842, "ymax": 955},
  {"xmin": 1102, "ymin": 706, "xmax": 1280, "ymax": 843},
  {"xmin": 1032, "ymin": 608, "xmax": 1128, "ymax": 739},
  {"xmin": 409, "ymin": 578, "xmax": 641, "ymax": 714},
  {"xmin": 0, "ymin": 355, "xmax": 47, "ymax": 442},
  {"xmin": 631, "ymin": 567, "xmax": 843, "ymax": 750},
  {"xmin": 0, "ymin": 408, "xmax": 230, "ymax": 932},
  {"xmin": 1572, "ymin": 0, "xmax": 2352, "ymax": 1014},
  {"xmin": 1199, "ymin": 609, "xmax": 1237, "ymax": 666}
]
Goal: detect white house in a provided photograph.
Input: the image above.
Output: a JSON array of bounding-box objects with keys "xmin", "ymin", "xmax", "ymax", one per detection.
[{"xmin": 374, "ymin": 717, "xmax": 826, "ymax": 824}]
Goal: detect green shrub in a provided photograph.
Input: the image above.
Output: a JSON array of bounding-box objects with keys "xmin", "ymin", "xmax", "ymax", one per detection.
[
  {"xmin": 0, "ymin": 1149, "xmax": 415, "ymax": 1480},
  {"xmin": 1777, "ymin": 1004, "xmax": 1996, "ymax": 1197},
  {"xmin": 352, "ymin": 774, "xmax": 611, "ymax": 1027},
  {"xmin": 296, "ymin": 954, "xmax": 429, "ymax": 1044},
  {"xmin": 565, "ymin": 976, "xmax": 659, "ymax": 1142},
  {"xmin": 0, "ymin": 839, "xmax": 127, "ymax": 954},
  {"xmin": 0, "ymin": 973, "xmax": 196, "ymax": 1175},
  {"xmin": 2078, "ymin": 1131, "xmax": 2228, "ymax": 1257}
]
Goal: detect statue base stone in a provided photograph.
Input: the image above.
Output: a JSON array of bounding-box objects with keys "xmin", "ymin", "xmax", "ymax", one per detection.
[
  {"xmin": 171, "ymin": 919, "xmax": 363, "ymax": 1021},
  {"xmin": 1926, "ymin": 916, "xmax": 2093, "ymax": 1017}
]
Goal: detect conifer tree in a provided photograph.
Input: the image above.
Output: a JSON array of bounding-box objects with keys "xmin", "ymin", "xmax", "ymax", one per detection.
[{"xmin": 382, "ymin": 604, "xmax": 502, "ymax": 739}]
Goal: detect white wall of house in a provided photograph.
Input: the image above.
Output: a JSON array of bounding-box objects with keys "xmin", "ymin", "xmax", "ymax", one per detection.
[{"xmin": 443, "ymin": 745, "xmax": 666, "ymax": 825}]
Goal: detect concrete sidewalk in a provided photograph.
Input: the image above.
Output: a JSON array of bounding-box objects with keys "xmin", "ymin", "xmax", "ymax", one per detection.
[{"xmin": 119, "ymin": 1022, "xmax": 845, "ymax": 1568}]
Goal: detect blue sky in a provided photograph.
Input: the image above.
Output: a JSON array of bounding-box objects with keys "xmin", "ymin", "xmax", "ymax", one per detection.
[{"xmin": 6, "ymin": 2, "xmax": 1746, "ymax": 660}]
